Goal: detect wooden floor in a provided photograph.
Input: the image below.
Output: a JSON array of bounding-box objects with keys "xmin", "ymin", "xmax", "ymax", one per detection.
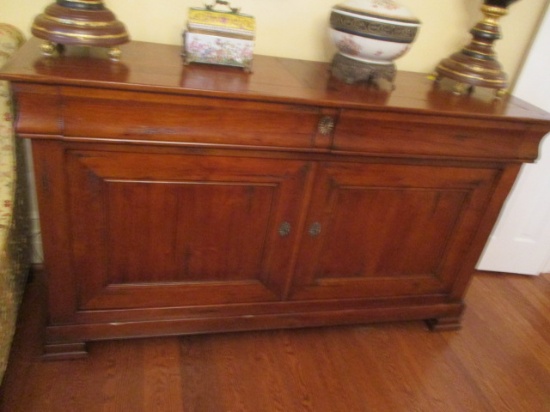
[{"xmin": 0, "ymin": 272, "xmax": 549, "ymax": 412}]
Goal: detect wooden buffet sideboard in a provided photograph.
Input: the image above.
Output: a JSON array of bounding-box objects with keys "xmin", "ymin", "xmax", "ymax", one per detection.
[{"xmin": 2, "ymin": 38, "xmax": 549, "ymax": 359}]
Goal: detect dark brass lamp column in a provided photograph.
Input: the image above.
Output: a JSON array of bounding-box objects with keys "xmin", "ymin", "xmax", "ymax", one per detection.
[
  {"xmin": 432, "ymin": 0, "xmax": 520, "ymax": 97},
  {"xmin": 32, "ymin": 0, "xmax": 129, "ymax": 60}
]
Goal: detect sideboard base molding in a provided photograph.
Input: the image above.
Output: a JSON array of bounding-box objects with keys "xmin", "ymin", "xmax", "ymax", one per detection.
[
  {"xmin": 42, "ymin": 342, "xmax": 88, "ymax": 361},
  {"xmin": 44, "ymin": 302, "xmax": 464, "ymax": 359},
  {"xmin": 425, "ymin": 316, "xmax": 463, "ymax": 332}
]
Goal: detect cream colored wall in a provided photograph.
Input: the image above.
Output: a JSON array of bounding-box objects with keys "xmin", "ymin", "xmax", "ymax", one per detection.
[
  {"xmin": 3, "ymin": 0, "xmax": 547, "ymax": 81},
  {"xmin": 2, "ymin": 0, "xmax": 548, "ymax": 264}
]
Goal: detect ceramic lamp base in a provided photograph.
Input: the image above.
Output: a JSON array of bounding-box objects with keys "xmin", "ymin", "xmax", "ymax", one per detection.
[
  {"xmin": 32, "ymin": 1, "xmax": 129, "ymax": 60},
  {"xmin": 331, "ymin": 53, "xmax": 396, "ymax": 88}
]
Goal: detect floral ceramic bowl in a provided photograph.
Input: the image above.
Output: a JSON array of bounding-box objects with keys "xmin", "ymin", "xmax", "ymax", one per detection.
[{"xmin": 330, "ymin": 0, "xmax": 420, "ymax": 65}]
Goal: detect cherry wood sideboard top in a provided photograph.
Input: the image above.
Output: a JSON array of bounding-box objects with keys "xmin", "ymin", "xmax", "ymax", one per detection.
[{"xmin": 1, "ymin": 38, "xmax": 550, "ymax": 125}]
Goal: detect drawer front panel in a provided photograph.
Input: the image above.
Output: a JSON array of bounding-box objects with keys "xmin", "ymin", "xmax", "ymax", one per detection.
[
  {"xmin": 13, "ymin": 84, "xmax": 63, "ymax": 136},
  {"xmin": 62, "ymin": 87, "xmax": 322, "ymax": 148},
  {"xmin": 333, "ymin": 110, "xmax": 539, "ymax": 162}
]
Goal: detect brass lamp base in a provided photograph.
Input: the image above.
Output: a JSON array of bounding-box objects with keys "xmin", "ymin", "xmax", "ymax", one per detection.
[
  {"xmin": 432, "ymin": 4, "xmax": 509, "ymax": 98},
  {"xmin": 32, "ymin": 0, "xmax": 129, "ymax": 60}
]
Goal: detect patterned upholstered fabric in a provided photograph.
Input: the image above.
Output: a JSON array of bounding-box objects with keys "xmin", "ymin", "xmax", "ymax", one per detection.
[{"xmin": 0, "ymin": 23, "xmax": 29, "ymax": 384}]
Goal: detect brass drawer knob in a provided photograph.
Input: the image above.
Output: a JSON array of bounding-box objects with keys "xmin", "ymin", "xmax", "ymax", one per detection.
[
  {"xmin": 279, "ymin": 221, "xmax": 291, "ymax": 237},
  {"xmin": 318, "ymin": 116, "xmax": 335, "ymax": 135},
  {"xmin": 309, "ymin": 222, "xmax": 322, "ymax": 237}
]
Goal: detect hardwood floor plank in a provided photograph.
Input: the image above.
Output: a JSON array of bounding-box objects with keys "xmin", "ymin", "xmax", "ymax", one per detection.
[
  {"xmin": 505, "ymin": 273, "xmax": 550, "ymax": 333},
  {"xmin": 1, "ymin": 273, "xmax": 550, "ymax": 412},
  {"xmin": 349, "ymin": 324, "xmax": 493, "ymax": 412},
  {"xmin": 476, "ymin": 274, "xmax": 550, "ymax": 365},
  {"xmin": 179, "ymin": 335, "xmax": 226, "ymax": 412},
  {"xmin": 388, "ymin": 326, "xmax": 493, "ymax": 411},
  {"xmin": 142, "ymin": 338, "xmax": 184, "ymax": 412},
  {"xmin": 443, "ymin": 273, "xmax": 550, "ymax": 412}
]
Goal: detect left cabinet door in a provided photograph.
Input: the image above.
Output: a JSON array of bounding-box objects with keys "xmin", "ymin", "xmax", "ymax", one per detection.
[{"xmin": 63, "ymin": 147, "xmax": 310, "ymax": 310}]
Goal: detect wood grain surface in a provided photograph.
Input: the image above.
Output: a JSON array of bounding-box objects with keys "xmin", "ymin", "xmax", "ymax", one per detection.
[
  {"xmin": 2, "ymin": 38, "xmax": 550, "ymax": 356},
  {"xmin": 1, "ymin": 271, "xmax": 549, "ymax": 411}
]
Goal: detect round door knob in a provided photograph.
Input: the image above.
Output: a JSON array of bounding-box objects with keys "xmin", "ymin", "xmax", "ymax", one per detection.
[{"xmin": 318, "ymin": 116, "xmax": 335, "ymax": 135}]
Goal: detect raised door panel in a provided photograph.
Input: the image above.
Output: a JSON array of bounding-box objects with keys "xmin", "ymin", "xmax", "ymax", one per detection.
[
  {"xmin": 66, "ymin": 148, "xmax": 309, "ymax": 309},
  {"xmin": 291, "ymin": 162, "xmax": 499, "ymax": 300}
]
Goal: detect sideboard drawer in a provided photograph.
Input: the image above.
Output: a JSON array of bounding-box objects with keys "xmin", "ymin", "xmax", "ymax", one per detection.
[
  {"xmin": 61, "ymin": 87, "xmax": 324, "ymax": 149},
  {"xmin": 333, "ymin": 110, "xmax": 539, "ymax": 162}
]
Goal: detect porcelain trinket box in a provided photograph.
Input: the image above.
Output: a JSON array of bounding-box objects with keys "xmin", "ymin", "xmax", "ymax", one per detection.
[{"xmin": 183, "ymin": 0, "xmax": 255, "ymax": 71}]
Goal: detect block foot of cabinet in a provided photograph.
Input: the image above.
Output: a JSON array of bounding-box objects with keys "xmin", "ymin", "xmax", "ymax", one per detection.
[
  {"xmin": 425, "ymin": 316, "xmax": 463, "ymax": 332},
  {"xmin": 43, "ymin": 342, "xmax": 89, "ymax": 361}
]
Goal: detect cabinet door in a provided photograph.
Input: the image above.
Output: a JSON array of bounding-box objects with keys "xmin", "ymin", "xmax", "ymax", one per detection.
[
  {"xmin": 290, "ymin": 162, "xmax": 499, "ymax": 300},
  {"xmin": 66, "ymin": 149, "xmax": 309, "ymax": 310}
]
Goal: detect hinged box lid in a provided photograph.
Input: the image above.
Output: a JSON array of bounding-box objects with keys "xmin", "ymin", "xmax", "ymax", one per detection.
[{"xmin": 188, "ymin": 6, "xmax": 255, "ymax": 40}]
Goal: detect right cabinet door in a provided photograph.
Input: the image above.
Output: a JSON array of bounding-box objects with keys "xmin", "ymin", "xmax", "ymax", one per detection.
[{"xmin": 290, "ymin": 161, "xmax": 499, "ymax": 300}]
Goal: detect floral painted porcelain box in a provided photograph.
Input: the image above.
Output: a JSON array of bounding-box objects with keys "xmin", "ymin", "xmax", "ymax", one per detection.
[{"xmin": 183, "ymin": 1, "xmax": 255, "ymax": 71}]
